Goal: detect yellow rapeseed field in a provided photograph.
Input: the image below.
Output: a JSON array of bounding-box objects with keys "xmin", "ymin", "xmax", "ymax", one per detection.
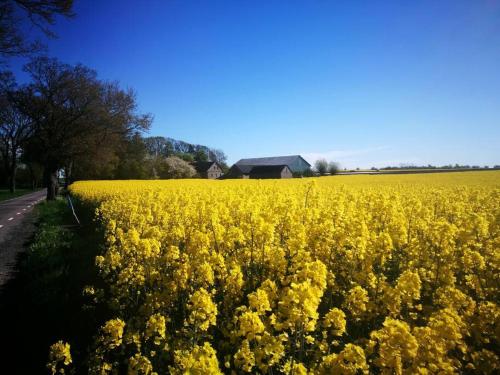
[{"xmin": 62, "ymin": 171, "xmax": 499, "ymax": 374}]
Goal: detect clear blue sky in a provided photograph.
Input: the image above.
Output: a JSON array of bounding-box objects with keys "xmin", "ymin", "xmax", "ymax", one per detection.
[{"xmin": 9, "ymin": 0, "xmax": 500, "ymax": 167}]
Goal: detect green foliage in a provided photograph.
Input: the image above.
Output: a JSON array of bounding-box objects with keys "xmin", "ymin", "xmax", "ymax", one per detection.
[
  {"xmin": 176, "ymin": 152, "xmax": 195, "ymax": 162},
  {"xmin": 194, "ymin": 149, "xmax": 209, "ymax": 162},
  {"xmin": 113, "ymin": 135, "xmax": 150, "ymax": 180}
]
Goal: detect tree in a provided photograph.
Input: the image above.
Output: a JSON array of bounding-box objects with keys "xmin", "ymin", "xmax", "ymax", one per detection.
[
  {"xmin": 144, "ymin": 136, "xmax": 173, "ymax": 158},
  {"xmin": 144, "ymin": 136, "xmax": 228, "ymax": 169},
  {"xmin": 177, "ymin": 152, "xmax": 194, "ymax": 162},
  {"xmin": 19, "ymin": 57, "xmax": 151, "ymax": 199},
  {"xmin": 210, "ymin": 148, "xmax": 228, "ymax": 166},
  {"xmin": 112, "ymin": 134, "xmax": 150, "ymax": 179},
  {"xmin": 0, "ymin": 71, "xmax": 35, "ymax": 192},
  {"xmin": 65, "ymin": 129, "xmax": 152, "ymax": 183},
  {"xmin": 194, "ymin": 149, "xmax": 208, "ymax": 162},
  {"xmin": 314, "ymin": 159, "xmax": 328, "ymax": 176},
  {"xmin": 21, "ymin": 153, "xmax": 43, "ymax": 188},
  {"xmin": 0, "ymin": 0, "xmax": 73, "ymax": 60},
  {"xmin": 327, "ymin": 162, "xmax": 340, "ymax": 175},
  {"xmin": 157, "ymin": 156, "xmax": 196, "ymax": 179}
]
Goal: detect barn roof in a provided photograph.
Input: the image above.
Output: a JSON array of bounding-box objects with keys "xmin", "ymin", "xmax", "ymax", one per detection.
[
  {"xmin": 235, "ymin": 155, "xmax": 311, "ymax": 167},
  {"xmin": 230, "ymin": 164, "xmax": 253, "ymax": 174}
]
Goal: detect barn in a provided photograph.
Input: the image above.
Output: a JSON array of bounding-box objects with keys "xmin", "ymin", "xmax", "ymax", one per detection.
[
  {"xmin": 235, "ymin": 155, "xmax": 310, "ymax": 174},
  {"xmin": 227, "ymin": 155, "xmax": 311, "ymax": 179}
]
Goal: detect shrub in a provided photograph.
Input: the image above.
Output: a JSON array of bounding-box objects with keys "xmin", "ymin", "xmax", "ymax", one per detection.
[
  {"xmin": 157, "ymin": 156, "xmax": 196, "ymax": 179},
  {"xmin": 314, "ymin": 159, "xmax": 328, "ymax": 176},
  {"xmin": 328, "ymin": 162, "xmax": 340, "ymax": 175}
]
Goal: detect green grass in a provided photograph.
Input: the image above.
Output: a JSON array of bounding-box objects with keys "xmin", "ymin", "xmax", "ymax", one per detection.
[
  {"xmin": 0, "ymin": 198, "xmax": 108, "ymax": 374},
  {"xmin": 0, "ymin": 188, "xmax": 40, "ymax": 202}
]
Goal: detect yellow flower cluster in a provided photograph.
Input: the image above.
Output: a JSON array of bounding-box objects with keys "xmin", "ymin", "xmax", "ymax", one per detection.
[
  {"xmin": 47, "ymin": 341, "xmax": 72, "ymax": 374},
  {"xmin": 69, "ymin": 171, "xmax": 500, "ymax": 373}
]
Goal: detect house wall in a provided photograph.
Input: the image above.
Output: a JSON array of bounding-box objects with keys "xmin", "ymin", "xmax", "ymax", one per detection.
[
  {"xmin": 281, "ymin": 167, "xmax": 293, "ymax": 178},
  {"xmin": 207, "ymin": 164, "xmax": 223, "ymax": 179}
]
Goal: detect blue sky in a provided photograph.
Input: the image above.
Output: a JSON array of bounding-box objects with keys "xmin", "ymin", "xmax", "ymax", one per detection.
[{"xmin": 9, "ymin": 0, "xmax": 500, "ymax": 167}]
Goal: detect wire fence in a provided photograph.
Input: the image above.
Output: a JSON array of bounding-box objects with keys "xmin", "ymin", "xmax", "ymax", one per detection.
[{"xmin": 66, "ymin": 194, "xmax": 80, "ymax": 225}]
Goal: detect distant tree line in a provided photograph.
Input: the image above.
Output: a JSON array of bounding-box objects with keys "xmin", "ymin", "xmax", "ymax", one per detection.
[
  {"xmin": 143, "ymin": 136, "xmax": 228, "ymax": 166},
  {"xmin": 314, "ymin": 159, "xmax": 340, "ymax": 176},
  {"xmin": 76, "ymin": 135, "xmax": 229, "ymax": 181},
  {"xmin": 375, "ymin": 164, "xmax": 499, "ymax": 171}
]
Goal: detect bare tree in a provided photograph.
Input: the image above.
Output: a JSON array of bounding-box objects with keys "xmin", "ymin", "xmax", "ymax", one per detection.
[
  {"xmin": 211, "ymin": 148, "xmax": 227, "ymax": 165},
  {"xmin": 144, "ymin": 136, "xmax": 228, "ymax": 167},
  {"xmin": 0, "ymin": 0, "xmax": 73, "ymax": 60},
  {"xmin": 144, "ymin": 136, "xmax": 172, "ymax": 158}
]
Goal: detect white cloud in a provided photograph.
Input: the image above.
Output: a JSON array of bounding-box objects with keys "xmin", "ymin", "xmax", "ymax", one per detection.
[
  {"xmin": 300, "ymin": 147, "xmax": 430, "ymax": 169},
  {"xmin": 301, "ymin": 146, "xmax": 389, "ymax": 167}
]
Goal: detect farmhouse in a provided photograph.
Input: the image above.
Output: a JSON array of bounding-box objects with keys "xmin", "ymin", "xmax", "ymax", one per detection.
[
  {"xmin": 227, "ymin": 155, "xmax": 311, "ymax": 179},
  {"xmin": 191, "ymin": 161, "xmax": 224, "ymax": 179}
]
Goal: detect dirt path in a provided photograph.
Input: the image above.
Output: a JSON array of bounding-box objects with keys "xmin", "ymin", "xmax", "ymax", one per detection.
[{"xmin": 0, "ymin": 190, "xmax": 46, "ymax": 288}]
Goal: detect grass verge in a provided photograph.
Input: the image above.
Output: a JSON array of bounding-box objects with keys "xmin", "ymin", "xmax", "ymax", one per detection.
[
  {"xmin": 0, "ymin": 188, "xmax": 40, "ymax": 202},
  {"xmin": 0, "ymin": 198, "xmax": 108, "ymax": 374}
]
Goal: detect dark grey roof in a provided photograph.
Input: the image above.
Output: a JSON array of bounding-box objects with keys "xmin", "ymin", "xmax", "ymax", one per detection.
[
  {"xmin": 235, "ymin": 155, "xmax": 311, "ymax": 167},
  {"xmin": 234, "ymin": 165, "xmax": 253, "ymax": 174}
]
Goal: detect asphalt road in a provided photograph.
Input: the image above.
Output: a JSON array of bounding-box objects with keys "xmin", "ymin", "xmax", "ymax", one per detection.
[{"xmin": 0, "ymin": 190, "xmax": 46, "ymax": 287}]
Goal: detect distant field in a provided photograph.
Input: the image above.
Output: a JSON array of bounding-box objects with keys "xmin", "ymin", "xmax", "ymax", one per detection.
[
  {"xmin": 330, "ymin": 170, "xmax": 500, "ymax": 186},
  {"xmin": 339, "ymin": 168, "xmax": 498, "ymax": 175}
]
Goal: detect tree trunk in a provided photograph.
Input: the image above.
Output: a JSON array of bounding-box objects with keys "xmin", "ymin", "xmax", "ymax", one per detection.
[
  {"xmin": 9, "ymin": 155, "xmax": 17, "ymax": 193},
  {"xmin": 1, "ymin": 154, "xmax": 14, "ymax": 193},
  {"xmin": 64, "ymin": 162, "xmax": 73, "ymax": 189},
  {"xmin": 8, "ymin": 168, "xmax": 16, "ymax": 193},
  {"xmin": 45, "ymin": 168, "xmax": 58, "ymax": 200},
  {"xmin": 27, "ymin": 163, "xmax": 35, "ymax": 190}
]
